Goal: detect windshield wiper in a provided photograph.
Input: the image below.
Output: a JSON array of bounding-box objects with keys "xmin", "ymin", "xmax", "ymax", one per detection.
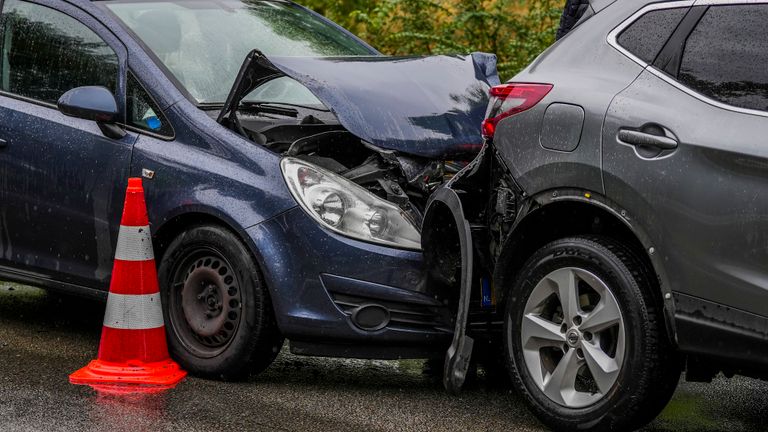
[
  {"xmin": 242, "ymin": 100, "xmax": 330, "ymax": 112},
  {"xmin": 239, "ymin": 101, "xmax": 299, "ymax": 118}
]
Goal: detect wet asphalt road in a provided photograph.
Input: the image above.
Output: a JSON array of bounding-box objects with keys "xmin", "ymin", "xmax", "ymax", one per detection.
[{"xmin": 1, "ymin": 282, "xmax": 766, "ymax": 432}]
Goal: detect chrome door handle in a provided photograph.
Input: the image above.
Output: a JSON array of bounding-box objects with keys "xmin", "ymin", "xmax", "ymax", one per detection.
[{"xmin": 618, "ymin": 129, "xmax": 678, "ymax": 150}]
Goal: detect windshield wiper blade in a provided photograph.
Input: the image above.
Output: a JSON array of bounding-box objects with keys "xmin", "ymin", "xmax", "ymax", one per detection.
[
  {"xmin": 239, "ymin": 102, "xmax": 299, "ymax": 117},
  {"xmin": 244, "ymin": 101, "xmax": 331, "ymax": 112}
]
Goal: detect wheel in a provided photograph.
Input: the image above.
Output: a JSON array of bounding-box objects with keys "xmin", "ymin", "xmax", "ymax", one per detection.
[
  {"xmin": 158, "ymin": 225, "xmax": 283, "ymax": 381},
  {"xmin": 503, "ymin": 236, "xmax": 680, "ymax": 432}
]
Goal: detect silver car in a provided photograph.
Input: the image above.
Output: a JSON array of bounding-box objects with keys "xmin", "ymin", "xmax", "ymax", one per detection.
[{"xmin": 423, "ymin": 1, "xmax": 768, "ymax": 431}]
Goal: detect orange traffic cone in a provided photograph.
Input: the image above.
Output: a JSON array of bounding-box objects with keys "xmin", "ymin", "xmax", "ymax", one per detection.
[{"xmin": 70, "ymin": 178, "xmax": 186, "ymax": 392}]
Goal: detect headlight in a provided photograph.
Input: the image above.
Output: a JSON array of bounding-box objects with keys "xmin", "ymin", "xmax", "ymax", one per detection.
[{"xmin": 281, "ymin": 157, "xmax": 421, "ymax": 251}]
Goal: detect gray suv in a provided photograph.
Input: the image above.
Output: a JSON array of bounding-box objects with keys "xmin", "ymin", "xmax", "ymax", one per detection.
[{"xmin": 422, "ymin": 1, "xmax": 768, "ymax": 431}]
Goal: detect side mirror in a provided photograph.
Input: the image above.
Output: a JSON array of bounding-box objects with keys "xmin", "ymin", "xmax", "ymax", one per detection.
[
  {"xmin": 58, "ymin": 86, "xmax": 118, "ymax": 123},
  {"xmin": 57, "ymin": 86, "xmax": 125, "ymax": 139}
]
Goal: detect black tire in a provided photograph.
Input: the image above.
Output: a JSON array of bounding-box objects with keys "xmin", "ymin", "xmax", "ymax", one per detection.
[
  {"xmin": 504, "ymin": 236, "xmax": 681, "ymax": 432},
  {"xmin": 158, "ymin": 225, "xmax": 283, "ymax": 381}
]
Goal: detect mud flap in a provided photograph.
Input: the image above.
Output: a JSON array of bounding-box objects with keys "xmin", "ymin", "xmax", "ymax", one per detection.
[{"xmin": 426, "ymin": 187, "xmax": 475, "ymax": 394}]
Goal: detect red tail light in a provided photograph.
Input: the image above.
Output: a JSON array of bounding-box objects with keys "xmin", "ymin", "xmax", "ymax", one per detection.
[{"xmin": 481, "ymin": 83, "xmax": 553, "ymax": 139}]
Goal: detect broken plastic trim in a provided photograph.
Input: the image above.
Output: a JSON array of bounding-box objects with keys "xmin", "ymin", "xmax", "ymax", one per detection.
[{"xmin": 423, "ymin": 187, "xmax": 475, "ymax": 394}]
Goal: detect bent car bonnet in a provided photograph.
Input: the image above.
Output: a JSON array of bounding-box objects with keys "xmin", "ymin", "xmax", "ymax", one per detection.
[{"xmin": 219, "ymin": 50, "xmax": 500, "ymax": 159}]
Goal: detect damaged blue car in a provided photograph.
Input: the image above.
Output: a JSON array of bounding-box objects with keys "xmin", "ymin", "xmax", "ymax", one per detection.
[{"xmin": 0, "ymin": 0, "xmax": 498, "ymax": 379}]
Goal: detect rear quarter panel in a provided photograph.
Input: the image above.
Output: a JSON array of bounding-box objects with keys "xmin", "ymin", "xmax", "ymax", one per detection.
[{"xmin": 493, "ymin": 1, "xmax": 646, "ymax": 196}]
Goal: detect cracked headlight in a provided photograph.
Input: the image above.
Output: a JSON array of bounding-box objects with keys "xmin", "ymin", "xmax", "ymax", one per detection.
[{"xmin": 281, "ymin": 157, "xmax": 421, "ymax": 251}]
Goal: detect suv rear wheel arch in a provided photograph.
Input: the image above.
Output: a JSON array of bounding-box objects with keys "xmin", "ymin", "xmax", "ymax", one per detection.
[{"xmin": 494, "ymin": 192, "xmax": 677, "ymax": 345}]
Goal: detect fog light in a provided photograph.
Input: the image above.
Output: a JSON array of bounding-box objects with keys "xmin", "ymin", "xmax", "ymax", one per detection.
[{"xmin": 313, "ymin": 192, "xmax": 345, "ymax": 227}]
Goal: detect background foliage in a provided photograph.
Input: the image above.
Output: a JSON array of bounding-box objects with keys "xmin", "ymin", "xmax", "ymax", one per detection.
[{"xmin": 299, "ymin": 0, "xmax": 564, "ymax": 79}]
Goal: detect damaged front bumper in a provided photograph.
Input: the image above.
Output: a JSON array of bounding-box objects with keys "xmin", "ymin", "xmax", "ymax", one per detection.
[{"xmin": 246, "ymin": 206, "xmax": 455, "ymax": 359}]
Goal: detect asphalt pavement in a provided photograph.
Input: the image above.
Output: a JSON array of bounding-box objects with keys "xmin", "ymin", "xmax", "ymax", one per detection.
[{"xmin": 1, "ymin": 282, "xmax": 766, "ymax": 432}]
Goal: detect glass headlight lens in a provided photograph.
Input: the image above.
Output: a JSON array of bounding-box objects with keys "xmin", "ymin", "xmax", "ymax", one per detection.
[{"xmin": 281, "ymin": 157, "xmax": 421, "ymax": 251}]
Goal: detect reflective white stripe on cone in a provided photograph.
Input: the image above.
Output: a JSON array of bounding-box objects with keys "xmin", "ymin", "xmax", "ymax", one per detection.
[
  {"xmin": 103, "ymin": 292, "xmax": 165, "ymax": 330},
  {"xmin": 114, "ymin": 225, "xmax": 154, "ymax": 261}
]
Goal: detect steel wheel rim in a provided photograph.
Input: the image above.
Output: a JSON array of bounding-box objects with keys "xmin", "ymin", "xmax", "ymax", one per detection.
[
  {"xmin": 169, "ymin": 248, "xmax": 243, "ymax": 358},
  {"xmin": 520, "ymin": 267, "xmax": 626, "ymax": 408}
]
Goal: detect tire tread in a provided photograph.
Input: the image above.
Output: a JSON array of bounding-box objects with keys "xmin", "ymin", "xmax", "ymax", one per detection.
[{"xmin": 505, "ymin": 235, "xmax": 680, "ymax": 432}]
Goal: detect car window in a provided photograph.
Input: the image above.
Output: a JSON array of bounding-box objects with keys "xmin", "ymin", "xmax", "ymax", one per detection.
[
  {"xmin": 679, "ymin": 5, "xmax": 768, "ymax": 112},
  {"xmin": 245, "ymin": 76, "xmax": 323, "ymax": 107},
  {"xmin": 617, "ymin": 8, "xmax": 687, "ymax": 64},
  {"xmin": 127, "ymin": 73, "xmax": 174, "ymax": 137},
  {"xmin": 0, "ymin": 0, "xmax": 118, "ymax": 105},
  {"xmin": 103, "ymin": 0, "xmax": 374, "ymax": 105}
]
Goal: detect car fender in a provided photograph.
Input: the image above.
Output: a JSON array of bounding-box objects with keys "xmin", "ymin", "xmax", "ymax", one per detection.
[{"xmin": 501, "ymin": 188, "xmax": 679, "ymax": 343}]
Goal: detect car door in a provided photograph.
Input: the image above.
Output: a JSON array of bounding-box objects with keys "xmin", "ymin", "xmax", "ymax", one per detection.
[
  {"xmin": 0, "ymin": 0, "xmax": 135, "ymax": 290},
  {"xmin": 603, "ymin": 3, "xmax": 768, "ymax": 321}
]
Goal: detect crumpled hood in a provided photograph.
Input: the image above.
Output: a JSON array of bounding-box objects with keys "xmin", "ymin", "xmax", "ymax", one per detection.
[{"xmin": 220, "ymin": 51, "xmax": 500, "ymax": 159}]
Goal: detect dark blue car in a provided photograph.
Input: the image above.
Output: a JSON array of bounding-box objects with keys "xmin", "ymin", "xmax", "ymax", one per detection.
[{"xmin": 0, "ymin": 0, "xmax": 498, "ymax": 379}]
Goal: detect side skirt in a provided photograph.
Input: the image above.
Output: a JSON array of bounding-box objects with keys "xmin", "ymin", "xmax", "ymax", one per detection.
[
  {"xmin": 0, "ymin": 265, "xmax": 107, "ymax": 301},
  {"xmin": 675, "ymin": 292, "xmax": 768, "ymax": 377}
]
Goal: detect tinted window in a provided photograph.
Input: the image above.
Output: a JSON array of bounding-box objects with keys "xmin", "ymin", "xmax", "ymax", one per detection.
[
  {"xmin": 127, "ymin": 73, "xmax": 173, "ymax": 137},
  {"xmin": 618, "ymin": 8, "xmax": 687, "ymax": 64},
  {"xmin": 0, "ymin": 0, "xmax": 118, "ymax": 105},
  {"xmin": 679, "ymin": 5, "xmax": 768, "ymax": 112}
]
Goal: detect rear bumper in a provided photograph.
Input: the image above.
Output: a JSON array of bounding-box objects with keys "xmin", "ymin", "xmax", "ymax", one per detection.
[{"xmin": 245, "ymin": 207, "xmax": 452, "ymax": 358}]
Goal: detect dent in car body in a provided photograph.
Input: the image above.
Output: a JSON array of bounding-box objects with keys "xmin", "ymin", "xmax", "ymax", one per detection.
[{"xmin": 220, "ymin": 50, "xmax": 501, "ymax": 159}]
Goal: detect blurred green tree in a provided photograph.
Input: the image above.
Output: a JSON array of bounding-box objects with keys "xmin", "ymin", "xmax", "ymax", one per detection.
[{"xmin": 300, "ymin": 0, "xmax": 563, "ymax": 79}]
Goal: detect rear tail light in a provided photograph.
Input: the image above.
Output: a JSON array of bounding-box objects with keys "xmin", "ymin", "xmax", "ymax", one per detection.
[{"xmin": 481, "ymin": 83, "xmax": 553, "ymax": 139}]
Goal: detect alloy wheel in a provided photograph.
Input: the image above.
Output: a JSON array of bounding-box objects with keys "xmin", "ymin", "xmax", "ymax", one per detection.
[{"xmin": 520, "ymin": 267, "xmax": 625, "ymax": 408}]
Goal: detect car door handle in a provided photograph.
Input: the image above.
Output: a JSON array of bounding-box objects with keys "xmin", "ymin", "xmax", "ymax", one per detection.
[
  {"xmin": 0, "ymin": 138, "xmax": 6, "ymax": 148},
  {"xmin": 618, "ymin": 129, "xmax": 678, "ymax": 150}
]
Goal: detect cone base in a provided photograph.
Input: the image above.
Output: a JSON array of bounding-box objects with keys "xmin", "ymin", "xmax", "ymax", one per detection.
[{"xmin": 70, "ymin": 359, "xmax": 187, "ymax": 390}]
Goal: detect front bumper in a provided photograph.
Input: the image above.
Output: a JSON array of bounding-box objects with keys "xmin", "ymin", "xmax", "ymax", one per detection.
[{"xmin": 245, "ymin": 207, "xmax": 452, "ymax": 359}]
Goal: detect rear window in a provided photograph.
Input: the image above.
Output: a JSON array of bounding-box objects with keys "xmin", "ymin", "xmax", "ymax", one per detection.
[{"xmin": 618, "ymin": 8, "xmax": 687, "ymax": 64}]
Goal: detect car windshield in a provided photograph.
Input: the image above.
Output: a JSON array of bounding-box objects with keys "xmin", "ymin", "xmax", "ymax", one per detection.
[{"xmin": 104, "ymin": 0, "xmax": 374, "ymax": 105}]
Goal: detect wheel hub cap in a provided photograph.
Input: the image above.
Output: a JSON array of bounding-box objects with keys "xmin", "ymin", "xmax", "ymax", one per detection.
[
  {"xmin": 199, "ymin": 284, "xmax": 223, "ymax": 318},
  {"xmin": 519, "ymin": 267, "xmax": 626, "ymax": 408},
  {"xmin": 566, "ymin": 329, "xmax": 580, "ymax": 348}
]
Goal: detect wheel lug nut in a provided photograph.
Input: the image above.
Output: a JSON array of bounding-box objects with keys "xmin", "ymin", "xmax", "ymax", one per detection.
[
  {"xmin": 573, "ymin": 316, "xmax": 582, "ymax": 326},
  {"xmin": 584, "ymin": 331, "xmax": 593, "ymax": 341},
  {"xmin": 562, "ymin": 344, "xmax": 569, "ymax": 353},
  {"xmin": 576, "ymin": 348, "xmax": 584, "ymax": 359},
  {"xmin": 560, "ymin": 323, "xmax": 567, "ymax": 334}
]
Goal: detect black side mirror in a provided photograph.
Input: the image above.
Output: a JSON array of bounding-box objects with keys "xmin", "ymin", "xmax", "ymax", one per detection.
[{"xmin": 58, "ymin": 86, "xmax": 125, "ymax": 139}]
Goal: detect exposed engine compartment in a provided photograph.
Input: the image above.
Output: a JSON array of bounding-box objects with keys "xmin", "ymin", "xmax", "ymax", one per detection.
[
  {"xmin": 211, "ymin": 50, "xmax": 499, "ymax": 222},
  {"xmin": 231, "ymin": 105, "xmax": 468, "ymax": 222},
  {"xmin": 214, "ymin": 102, "xmax": 475, "ymax": 224}
]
